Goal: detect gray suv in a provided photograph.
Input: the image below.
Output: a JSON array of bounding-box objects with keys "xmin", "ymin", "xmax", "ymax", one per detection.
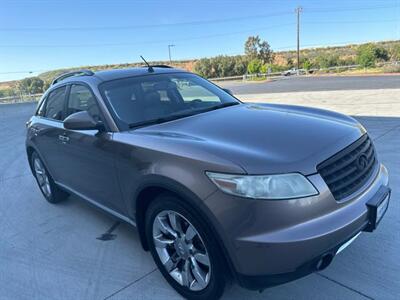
[{"xmin": 26, "ymin": 66, "xmax": 391, "ymax": 299}]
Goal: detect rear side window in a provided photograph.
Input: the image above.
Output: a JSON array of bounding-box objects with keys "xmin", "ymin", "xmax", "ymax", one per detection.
[
  {"xmin": 44, "ymin": 86, "xmax": 67, "ymax": 121},
  {"xmin": 66, "ymin": 85, "xmax": 102, "ymax": 122}
]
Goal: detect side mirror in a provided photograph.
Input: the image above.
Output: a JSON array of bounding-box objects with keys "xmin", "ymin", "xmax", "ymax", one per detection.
[
  {"xmin": 223, "ymin": 88, "xmax": 233, "ymax": 96},
  {"xmin": 64, "ymin": 111, "xmax": 104, "ymax": 131}
]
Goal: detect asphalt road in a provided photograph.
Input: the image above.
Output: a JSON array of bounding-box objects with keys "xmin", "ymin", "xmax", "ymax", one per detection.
[
  {"xmin": 219, "ymin": 75, "xmax": 400, "ymax": 94},
  {"xmin": 0, "ymin": 102, "xmax": 399, "ymax": 300}
]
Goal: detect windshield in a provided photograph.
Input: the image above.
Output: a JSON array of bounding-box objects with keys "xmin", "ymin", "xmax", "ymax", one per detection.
[{"xmin": 99, "ymin": 73, "xmax": 240, "ymax": 130}]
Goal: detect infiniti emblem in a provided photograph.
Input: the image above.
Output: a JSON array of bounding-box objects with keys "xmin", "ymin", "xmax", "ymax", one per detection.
[{"xmin": 356, "ymin": 154, "xmax": 368, "ymax": 171}]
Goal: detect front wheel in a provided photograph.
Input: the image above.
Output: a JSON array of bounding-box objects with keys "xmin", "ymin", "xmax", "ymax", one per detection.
[{"xmin": 145, "ymin": 194, "xmax": 227, "ymax": 300}]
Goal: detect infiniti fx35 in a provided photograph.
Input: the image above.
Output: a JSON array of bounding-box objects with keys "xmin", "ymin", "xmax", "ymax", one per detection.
[{"xmin": 26, "ymin": 67, "xmax": 391, "ymax": 299}]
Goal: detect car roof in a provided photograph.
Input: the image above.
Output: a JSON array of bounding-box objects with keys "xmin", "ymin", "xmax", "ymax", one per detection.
[
  {"xmin": 94, "ymin": 67, "xmax": 186, "ymax": 81},
  {"xmin": 54, "ymin": 67, "xmax": 187, "ymax": 87}
]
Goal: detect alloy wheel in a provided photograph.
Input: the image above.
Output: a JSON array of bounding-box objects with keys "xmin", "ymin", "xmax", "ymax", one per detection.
[{"xmin": 152, "ymin": 210, "xmax": 211, "ymax": 291}]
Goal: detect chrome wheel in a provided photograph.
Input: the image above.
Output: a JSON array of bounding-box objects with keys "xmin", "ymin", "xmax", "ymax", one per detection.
[
  {"xmin": 33, "ymin": 157, "xmax": 51, "ymax": 198},
  {"xmin": 152, "ymin": 210, "xmax": 211, "ymax": 291}
]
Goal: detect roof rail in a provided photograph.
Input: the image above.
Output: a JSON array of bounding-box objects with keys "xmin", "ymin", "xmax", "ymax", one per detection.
[
  {"xmin": 142, "ymin": 64, "xmax": 173, "ymax": 69},
  {"xmin": 51, "ymin": 69, "xmax": 94, "ymax": 85}
]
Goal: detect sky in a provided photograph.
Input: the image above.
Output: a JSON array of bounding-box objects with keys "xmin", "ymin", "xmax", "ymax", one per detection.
[{"xmin": 0, "ymin": 0, "xmax": 399, "ymax": 82}]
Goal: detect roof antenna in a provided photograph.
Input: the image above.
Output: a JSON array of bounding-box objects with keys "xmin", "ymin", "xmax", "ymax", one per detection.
[{"xmin": 140, "ymin": 56, "xmax": 154, "ymax": 73}]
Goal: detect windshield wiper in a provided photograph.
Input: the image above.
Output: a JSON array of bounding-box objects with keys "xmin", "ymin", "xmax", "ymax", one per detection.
[
  {"xmin": 207, "ymin": 102, "xmax": 239, "ymax": 111},
  {"xmin": 128, "ymin": 102, "xmax": 239, "ymax": 129},
  {"xmin": 129, "ymin": 112, "xmax": 197, "ymax": 129}
]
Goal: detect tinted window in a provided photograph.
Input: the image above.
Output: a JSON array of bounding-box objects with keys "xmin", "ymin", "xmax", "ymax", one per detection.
[
  {"xmin": 44, "ymin": 86, "xmax": 66, "ymax": 121},
  {"xmin": 66, "ymin": 85, "xmax": 102, "ymax": 122},
  {"xmin": 99, "ymin": 73, "xmax": 238, "ymax": 129},
  {"xmin": 36, "ymin": 97, "xmax": 47, "ymax": 117}
]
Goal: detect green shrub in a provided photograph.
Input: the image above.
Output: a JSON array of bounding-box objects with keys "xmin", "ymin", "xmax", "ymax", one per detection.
[
  {"xmin": 260, "ymin": 64, "xmax": 267, "ymax": 74},
  {"xmin": 194, "ymin": 55, "xmax": 250, "ymax": 78},
  {"xmin": 357, "ymin": 43, "xmax": 390, "ymax": 68},
  {"xmin": 315, "ymin": 54, "xmax": 340, "ymax": 69},
  {"xmin": 302, "ymin": 58, "xmax": 312, "ymax": 70},
  {"xmin": 247, "ymin": 59, "xmax": 262, "ymax": 74}
]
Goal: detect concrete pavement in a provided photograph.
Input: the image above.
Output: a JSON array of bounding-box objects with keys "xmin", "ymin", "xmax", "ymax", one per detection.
[
  {"xmin": 219, "ymin": 75, "xmax": 400, "ymax": 94},
  {"xmin": 0, "ymin": 92, "xmax": 399, "ymax": 299},
  {"xmin": 237, "ymin": 89, "xmax": 400, "ymax": 117}
]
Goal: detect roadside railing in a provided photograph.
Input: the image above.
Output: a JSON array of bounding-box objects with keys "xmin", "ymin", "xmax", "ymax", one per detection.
[
  {"xmin": 210, "ymin": 61, "xmax": 400, "ymax": 82},
  {"xmin": 0, "ymin": 93, "xmax": 42, "ymax": 104},
  {"xmin": 210, "ymin": 71, "xmax": 283, "ymax": 82}
]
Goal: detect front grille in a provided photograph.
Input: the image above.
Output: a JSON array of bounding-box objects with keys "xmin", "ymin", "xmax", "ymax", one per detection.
[{"xmin": 317, "ymin": 134, "xmax": 377, "ymax": 201}]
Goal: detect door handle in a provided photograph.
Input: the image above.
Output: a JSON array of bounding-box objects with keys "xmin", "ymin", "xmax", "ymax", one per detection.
[
  {"xmin": 58, "ymin": 135, "xmax": 70, "ymax": 143},
  {"xmin": 31, "ymin": 127, "xmax": 42, "ymax": 136}
]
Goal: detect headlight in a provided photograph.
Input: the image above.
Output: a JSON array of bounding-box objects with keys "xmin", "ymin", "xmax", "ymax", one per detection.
[{"xmin": 206, "ymin": 172, "xmax": 318, "ymax": 200}]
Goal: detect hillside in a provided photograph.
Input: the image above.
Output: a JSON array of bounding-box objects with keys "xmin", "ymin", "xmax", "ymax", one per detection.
[
  {"xmin": 1, "ymin": 40, "xmax": 399, "ymax": 97},
  {"xmin": 37, "ymin": 60, "xmax": 198, "ymax": 84}
]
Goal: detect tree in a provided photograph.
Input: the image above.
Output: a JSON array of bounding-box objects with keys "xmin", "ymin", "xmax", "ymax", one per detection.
[
  {"xmin": 375, "ymin": 46, "xmax": 389, "ymax": 61},
  {"xmin": 357, "ymin": 43, "xmax": 389, "ymax": 68},
  {"xmin": 390, "ymin": 44, "xmax": 400, "ymax": 61},
  {"xmin": 247, "ymin": 59, "xmax": 262, "ymax": 74},
  {"xmin": 233, "ymin": 56, "xmax": 249, "ymax": 76},
  {"xmin": 245, "ymin": 36, "xmax": 259, "ymax": 59},
  {"xmin": 244, "ymin": 36, "xmax": 274, "ymax": 64},
  {"xmin": 43, "ymin": 80, "xmax": 51, "ymax": 91},
  {"xmin": 17, "ymin": 77, "xmax": 45, "ymax": 94},
  {"xmin": 29, "ymin": 77, "xmax": 45, "ymax": 93},
  {"xmin": 194, "ymin": 58, "xmax": 213, "ymax": 78},
  {"xmin": 213, "ymin": 55, "xmax": 236, "ymax": 77},
  {"xmin": 357, "ymin": 46, "xmax": 375, "ymax": 68},
  {"xmin": 194, "ymin": 55, "xmax": 248, "ymax": 78}
]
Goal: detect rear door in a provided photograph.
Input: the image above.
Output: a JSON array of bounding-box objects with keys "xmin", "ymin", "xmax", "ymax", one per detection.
[
  {"xmin": 32, "ymin": 86, "xmax": 68, "ymax": 182},
  {"xmin": 60, "ymin": 83, "xmax": 125, "ymax": 213}
]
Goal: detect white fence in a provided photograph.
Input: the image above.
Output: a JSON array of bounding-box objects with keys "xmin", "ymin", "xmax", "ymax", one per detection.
[
  {"xmin": 0, "ymin": 93, "xmax": 42, "ymax": 104},
  {"xmin": 210, "ymin": 61, "xmax": 400, "ymax": 82}
]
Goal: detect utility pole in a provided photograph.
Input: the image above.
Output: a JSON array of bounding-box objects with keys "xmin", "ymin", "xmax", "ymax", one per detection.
[
  {"xmin": 295, "ymin": 6, "xmax": 302, "ymax": 75},
  {"xmin": 168, "ymin": 44, "xmax": 175, "ymax": 63}
]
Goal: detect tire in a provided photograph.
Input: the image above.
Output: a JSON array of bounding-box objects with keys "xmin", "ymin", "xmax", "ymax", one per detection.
[
  {"xmin": 145, "ymin": 194, "xmax": 227, "ymax": 300},
  {"xmin": 31, "ymin": 151, "xmax": 69, "ymax": 204}
]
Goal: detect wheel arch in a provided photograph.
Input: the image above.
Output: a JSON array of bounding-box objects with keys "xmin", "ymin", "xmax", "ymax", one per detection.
[
  {"xmin": 133, "ymin": 175, "xmax": 237, "ymax": 281},
  {"xmin": 26, "ymin": 146, "xmax": 35, "ymax": 173},
  {"xmin": 26, "ymin": 145, "xmax": 57, "ymax": 181},
  {"xmin": 26, "ymin": 145, "xmax": 40, "ymax": 175}
]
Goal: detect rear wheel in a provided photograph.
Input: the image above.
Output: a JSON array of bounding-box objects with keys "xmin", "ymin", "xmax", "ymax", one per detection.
[
  {"xmin": 31, "ymin": 152, "xmax": 69, "ymax": 203},
  {"xmin": 145, "ymin": 194, "xmax": 226, "ymax": 300}
]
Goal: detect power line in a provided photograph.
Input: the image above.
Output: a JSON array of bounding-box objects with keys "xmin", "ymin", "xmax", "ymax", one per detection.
[
  {"xmin": 0, "ymin": 4, "xmax": 398, "ymax": 32},
  {"xmin": 0, "ymin": 18, "xmax": 397, "ymax": 49},
  {"xmin": 0, "ymin": 70, "xmax": 46, "ymax": 75},
  {"xmin": 306, "ymin": 4, "xmax": 400, "ymax": 13},
  {"xmin": 305, "ymin": 19, "xmax": 399, "ymax": 25},
  {"xmin": 0, "ymin": 23, "xmax": 295, "ymax": 48},
  {"xmin": 0, "ymin": 11, "xmax": 293, "ymax": 32}
]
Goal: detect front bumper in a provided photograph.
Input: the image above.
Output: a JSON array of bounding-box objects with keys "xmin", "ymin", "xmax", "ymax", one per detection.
[{"xmin": 203, "ymin": 164, "xmax": 390, "ymax": 289}]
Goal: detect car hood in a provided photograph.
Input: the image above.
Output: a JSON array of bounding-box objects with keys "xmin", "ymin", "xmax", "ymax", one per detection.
[{"xmin": 134, "ymin": 103, "xmax": 366, "ymax": 175}]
